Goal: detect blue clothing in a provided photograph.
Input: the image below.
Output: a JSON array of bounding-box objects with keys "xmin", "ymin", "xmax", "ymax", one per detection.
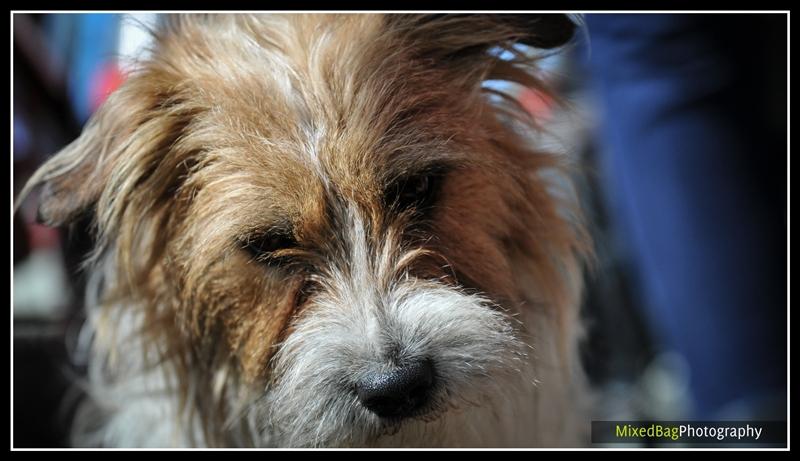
[{"xmin": 583, "ymin": 14, "xmax": 786, "ymax": 419}]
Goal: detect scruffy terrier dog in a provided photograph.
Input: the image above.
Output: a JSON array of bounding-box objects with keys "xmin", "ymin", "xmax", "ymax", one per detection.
[{"xmin": 19, "ymin": 14, "xmax": 590, "ymax": 447}]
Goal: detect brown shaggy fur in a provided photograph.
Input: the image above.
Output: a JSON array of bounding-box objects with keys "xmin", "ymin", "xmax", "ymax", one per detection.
[{"xmin": 17, "ymin": 14, "xmax": 589, "ymax": 447}]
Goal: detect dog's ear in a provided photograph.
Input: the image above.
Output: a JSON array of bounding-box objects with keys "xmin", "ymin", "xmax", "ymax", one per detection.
[
  {"xmin": 20, "ymin": 113, "xmax": 120, "ymax": 227},
  {"xmin": 489, "ymin": 14, "xmax": 577, "ymax": 49},
  {"xmin": 16, "ymin": 69, "xmax": 189, "ymax": 228},
  {"xmin": 388, "ymin": 14, "xmax": 577, "ymax": 60}
]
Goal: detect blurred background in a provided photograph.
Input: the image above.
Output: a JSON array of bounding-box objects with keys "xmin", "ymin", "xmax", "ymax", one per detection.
[{"xmin": 12, "ymin": 13, "xmax": 788, "ymax": 447}]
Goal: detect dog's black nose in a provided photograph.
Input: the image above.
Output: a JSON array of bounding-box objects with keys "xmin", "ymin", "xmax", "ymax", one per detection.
[{"xmin": 356, "ymin": 360, "xmax": 435, "ymax": 419}]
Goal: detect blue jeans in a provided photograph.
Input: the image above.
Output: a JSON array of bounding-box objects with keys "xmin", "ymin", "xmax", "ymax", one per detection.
[{"xmin": 583, "ymin": 14, "xmax": 786, "ymax": 419}]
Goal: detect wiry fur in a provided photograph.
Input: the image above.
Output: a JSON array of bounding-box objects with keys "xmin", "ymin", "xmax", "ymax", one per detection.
[{"xmin": 18, "ymin": 14, "xmax": 590, "ymax": 447}]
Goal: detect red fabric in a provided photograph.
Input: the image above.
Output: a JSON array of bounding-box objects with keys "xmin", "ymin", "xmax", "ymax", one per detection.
[
  {"xmin": 518, "ymin": 87, "xmax": 554, "ymax": 121},
  {"xmin": 90, "ymin": 63, "xmax": 126, "ymax": 113}
]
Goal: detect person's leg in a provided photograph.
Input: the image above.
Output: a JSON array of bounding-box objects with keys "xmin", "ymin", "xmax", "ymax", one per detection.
[{"xmin": 583, "ymin": 13, "xmax": 786, "ymax": 419}]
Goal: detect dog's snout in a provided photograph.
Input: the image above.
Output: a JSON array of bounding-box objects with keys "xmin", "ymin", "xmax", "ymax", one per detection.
[{"xmin": 357, "ymin": 359, "xmax": 435, "ymax": 419}]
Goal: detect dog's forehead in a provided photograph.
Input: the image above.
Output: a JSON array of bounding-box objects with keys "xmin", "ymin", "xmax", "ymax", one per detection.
[
  {"xmin": 204, "ymin": 122, "xmax": 451, "ymax": 219},
  {"xmin": 163, "ymin": 14, "xmax": 481, "ymax": 233}
]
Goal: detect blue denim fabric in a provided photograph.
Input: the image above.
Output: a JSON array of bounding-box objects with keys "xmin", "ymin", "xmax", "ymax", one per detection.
[{"xmin": 582, "ymin": 14, "xmax": 786, "ymax": 419}]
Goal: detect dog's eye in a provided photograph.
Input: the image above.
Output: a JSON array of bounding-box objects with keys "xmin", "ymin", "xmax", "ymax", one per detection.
[
  {"xmin": 387, "ymin": 169, "xmax": 446, "ymax": 214},
  {"xmin": 242, "ymin": 231, "xmax": 296, "ymax": 262}
]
